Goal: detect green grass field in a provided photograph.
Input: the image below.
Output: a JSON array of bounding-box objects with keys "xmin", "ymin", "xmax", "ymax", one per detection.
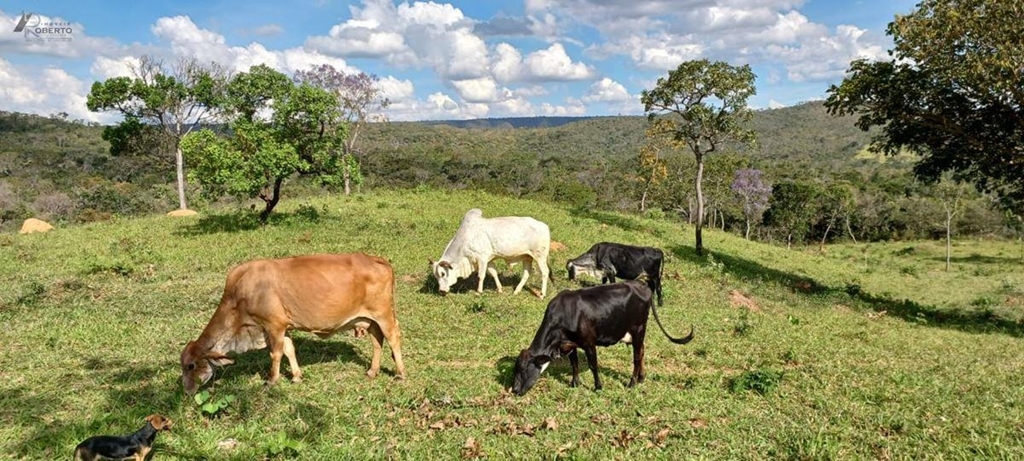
[{"xmin": 2, "ymin": 189, "xmax": 1022, "ymax": 460}]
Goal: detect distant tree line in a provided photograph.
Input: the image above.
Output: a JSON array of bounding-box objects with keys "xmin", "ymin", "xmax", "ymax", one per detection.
[{"xmin": 0, "ymin": 104, "xmax": 1015, "ymax": 249}]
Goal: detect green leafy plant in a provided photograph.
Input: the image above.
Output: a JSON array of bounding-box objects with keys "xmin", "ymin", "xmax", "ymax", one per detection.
[
  {"xmin": 263, "ymin": 431, "xmax": 305, "ymax": 457},
  {"xmin": 193, "ymin": 390, "xmax": 235, "ymax": 416},
  {"xmin": 730, "ymin": 369, "xmax": 784, "ymax": 395}
]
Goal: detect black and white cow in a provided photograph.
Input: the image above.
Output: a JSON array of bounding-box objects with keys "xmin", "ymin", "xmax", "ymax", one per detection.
[
  {"xmin": 511, "ymin": 280, "xmax": 693, "ymax": 396},
  {"xmin": 566, "ymin": 242, "xmax": 665, "ymax": 305}
]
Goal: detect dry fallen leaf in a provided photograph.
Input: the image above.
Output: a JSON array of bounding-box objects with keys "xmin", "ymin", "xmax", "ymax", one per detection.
[
  {"xmin": 654, "ymin": 427, "xmax": 671, "ymax": 445},
  {"xmin": 216, "ymin": 438, "xmax": 239, "ymax": 451},
  {"xmin": 542, "ymin": 417, "xmax": 558, "ymax": 431},
  {"xmin": 461, "ymin": 437, "xmax": 483, "ymax": 459},
  {"xmin": 429, "ymin": 421, "xmax": 445, "ymax": 430}
]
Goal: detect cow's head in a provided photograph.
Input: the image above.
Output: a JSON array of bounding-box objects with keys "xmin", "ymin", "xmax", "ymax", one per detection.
[
  {"xmin": 180, "ymin": 340, "xmax": 234, "ymax": 395},
  {"xmin": 429, "ymin": 259, "xmax": 458, "ymax": 295},
  {"xmin": 511, "ymin": 349, "xmax": 551, "ymax": 396},
  {"xmin": 566, "ymin": 254, "xmax": 598, "ymax": 281}
]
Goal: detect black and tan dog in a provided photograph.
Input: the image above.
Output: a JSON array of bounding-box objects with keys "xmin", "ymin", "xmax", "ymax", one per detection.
[{"xmin": 73, "ymin": 414, "xmax": 172, "ymax": 460}]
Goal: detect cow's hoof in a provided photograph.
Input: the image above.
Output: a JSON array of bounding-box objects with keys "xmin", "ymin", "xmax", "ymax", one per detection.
[
  {"xmin": 366, "ymin": 369, "xmax": 379, "ymax": 379},
  {"xmin": 291, "ymin": 375, "xmax": 303, "ymax": 384},
  {"xmin": 395, "ymin": 373, "xmax": 406, "ymax": 381}
]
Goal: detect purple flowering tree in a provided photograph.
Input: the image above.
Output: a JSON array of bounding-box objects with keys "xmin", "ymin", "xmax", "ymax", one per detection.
[
  {"xmin": 731, "ymin": 169, "xmax": 771, "ymax": 239},
  {"xmin": 294, "ymin": 65, "xmax": 390, "ymax": 195}
]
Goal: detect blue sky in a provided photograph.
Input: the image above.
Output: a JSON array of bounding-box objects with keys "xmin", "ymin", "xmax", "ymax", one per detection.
[{"xmin": 0, "ymin": 0, "xmax": 918, "ymax": 122}]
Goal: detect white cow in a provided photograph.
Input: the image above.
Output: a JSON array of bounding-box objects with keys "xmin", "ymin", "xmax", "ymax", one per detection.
[{"xmin": 431, "ymin": 209, "xmax": 551, "ymax": 297}]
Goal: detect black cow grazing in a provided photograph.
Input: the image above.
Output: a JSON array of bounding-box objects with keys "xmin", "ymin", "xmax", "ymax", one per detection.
[
  {"xmin": 511, "ymin": 280, "xmax": 693, "ymax": 396},
  {"xmin": 566, "ymin": 242, "xmax": 665, "ymax": 306}
]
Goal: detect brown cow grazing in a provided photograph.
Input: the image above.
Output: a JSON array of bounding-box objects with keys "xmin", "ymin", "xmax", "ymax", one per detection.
[{"xmin": 180, "ymin": 253, "xmax": 406, "ymax": 394}]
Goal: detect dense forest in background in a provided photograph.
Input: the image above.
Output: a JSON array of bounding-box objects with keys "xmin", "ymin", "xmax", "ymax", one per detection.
[{"xmin": 0, "ymin": 102, "xmax": 1013, "ymax": 245}]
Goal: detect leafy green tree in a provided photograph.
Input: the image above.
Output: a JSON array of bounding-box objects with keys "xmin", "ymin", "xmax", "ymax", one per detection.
[
  {"xmin": 702, "ymin": 153, "xmax": 748, "ymax": 231},
  {"xmin": 181, "ymin": 65, "xmax": 346, "ymax": 222},
  {"xmin": 86, "ymin": 55, "xmax": 226, "ymax": 210},
  {"xmin": 764, "ymin": 181, "xmax": 822, "ymax": 249},
  {"xmin": 825, "ymin": 0, "xmax": 1024, "ymax": 213},
  {"xmin": 818, "ymin": 182, "xmax": 856, "ymax": 249},
  {"xmin": 637, "ymin": 118, "xmax": 674, "ymax": 212},
  {"xmin": 642, "ymin": 59, "xmax": 756, "ymax": 255}
]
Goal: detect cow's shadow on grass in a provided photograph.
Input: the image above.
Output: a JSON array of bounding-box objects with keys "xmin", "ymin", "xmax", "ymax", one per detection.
[
  {"xmin": 670, "ymin": 244, "xmax": 1024, "ymax": 337},
  {"xmin": 418, "ymin": 271, "xmax": 534, "ymax": 295},
  {"xmin": 493, "ymin": 354, "xmax": 633, "ymax": 391},
  {"xmin": 211, "ymin": 334, "xmax": 376, "ymax": 384}
]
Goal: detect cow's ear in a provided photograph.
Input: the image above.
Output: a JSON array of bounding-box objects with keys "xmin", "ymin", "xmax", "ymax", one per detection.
[
  {"xmin": 532, "ymin": 354, "xmax": 551, "ymax": 365},
  {"xmin": 207, "ymin": 353, "xmax": 234, "ymax": 367},
  {"xmin": 428, "ymin": 258, "xmax": 434, "ymax": 267},
  {"xmin": 439, "ymin": 260, "xmax": 453, "ymax": 269}
]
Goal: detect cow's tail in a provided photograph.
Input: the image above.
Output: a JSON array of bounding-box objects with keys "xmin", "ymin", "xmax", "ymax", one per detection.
[
  {"xmin": 649, "ymin": 257, "xmax": 664, "ymax": 307},
  {"xmin": 650, "ymin": 298, "xmax": 693, "ymax": 345}
]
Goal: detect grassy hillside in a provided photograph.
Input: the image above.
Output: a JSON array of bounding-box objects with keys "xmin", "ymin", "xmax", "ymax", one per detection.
[{"xmin": 1, "ymin": 189, "xmax": 1022, "ymax": 459}]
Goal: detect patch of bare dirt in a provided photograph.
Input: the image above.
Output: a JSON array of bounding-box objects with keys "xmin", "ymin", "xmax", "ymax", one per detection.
[
  {"xmin": 550, "ymin": 241, "xmax": 567, "ymax": 252},
  {"xmin": 729, "ymin": 290, "xmax": 761, "ymax": 312}
]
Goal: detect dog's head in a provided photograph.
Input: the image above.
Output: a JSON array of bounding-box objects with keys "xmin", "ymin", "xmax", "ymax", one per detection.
[{"xmin": 145, "ymin": 414, "xmax": 173, "ymax": 431}]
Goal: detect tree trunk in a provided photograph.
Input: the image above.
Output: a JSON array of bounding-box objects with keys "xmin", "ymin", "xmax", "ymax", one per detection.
[
  {"xmin": 260, "ymin": 177, "xmax": 285, "ymax": 224},
  {"xmin": 945, "ymin": 211, "xmax": 952, "ymax": 271},
  {"xmin": 640, "ymin": 188, "xmax": 648, "ymax": 212},
  {"xmin": 846, "ymin": 216, "xmax": 858, "ymax": 244},
  {"xmin": 820, "ymin": 221, "xmax": 833, "ymax": 251},
  {"xmin": 175, "ymin": 143, "xmax": 188, "ymax": 210},
  {"xmin": 694, "ymin": 154, "xmax": 705, "ymax": 256},
  {"xmin": 720, "ymin": 210, "xmax": 726, "ymax": 231},
  {"xmin": 744, "ymin": 216, "xmax": 751, "ymax": 239},
  {"xmin": 343, "ymin": 170, "xmax": 351, "ymax": 196}
]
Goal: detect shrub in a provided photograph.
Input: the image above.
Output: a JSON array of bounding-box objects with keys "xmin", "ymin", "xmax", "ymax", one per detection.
[{"xmin": 32, "ymin": 192, "xmax": 76, "ymax": 222}]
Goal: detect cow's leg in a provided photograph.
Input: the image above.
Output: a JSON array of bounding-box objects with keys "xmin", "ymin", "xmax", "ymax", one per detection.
[
  {"xmin": 375, "ymin": 315, "xmax": 407, "ymax": 379},
  {"xmin": 265, "ymin": 328, "xmax": 288, "ymax": 386},
  {"xmin": 513, "ymin": 257, "xmax": 532, "ymax": 295},
  {"xmin": 487, "ymin": 264, "xmax": 503, "ymax": 293},
  {"xmin": 537, "ymin": 256, "xmax": 550, "ymax": 298},
  {"xmin": 366, "ymin": 323, "xmax": 384, "ymax": 378},
  {"xmin": 583, "ymin": 346, "xmax": 602, "ymax": 390},
  {"xmin": 282, "ymin": 336, "xmax": 302, "ymax": 383},
  {"xmin": 476, "ymin": 259, "xmax": 488, "ymax": 293},
  {"xmin": 629, "ymin": 327, "xmax": 647, "ymax": 386},
  {"xmin": 568, "ymin": 348, "xmax": 580, "ymax": 387}
]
